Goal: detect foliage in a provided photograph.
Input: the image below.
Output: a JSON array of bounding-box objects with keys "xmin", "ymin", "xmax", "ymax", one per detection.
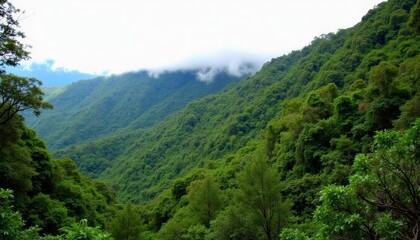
[
  {"xmin": 46, "ymin": 0, "xmax": 418, "ymax": 208},
  {"xmin": 0, "ymin": 0, "xmax": 51, "ymax": 125},
  {"xmin": 315, "ymin": 120, "xmax": 420, "ymax": 239},
  {"xmin": 0, "ymin": 0, "xmax": 30, "ymax": 69},
  {"xmin": 0, "ymin": 188, "xmax": 39, "ymax": 240},
  {"xmin": 0, "ymin": 74, "xmax": 52, "ymax": 124},
  {"xmin": 408, "ymin": 0, "xmax": 420, "ymax": 33},
  {"xmin": 237, "ymin": 149, "xmax": 292, "ymax": 240},
  {"xmin": 0, "ymin": 113, "xmax": 116, "ymax": 235},
  {"xmin": 279, "ymin": 228, "xmax": 310, "ymax": 240},
  {"xmin": 368, "ymin": 61, "xmax": 398, "ymax": 97},
  {"xmin": 59, "ymin": 219, "xmax": 113, "ymax": 240},
  {"xmin": 1, "ymin": 0, "xmax": 419, "ymax": 239},
  {"xmin": 27, "ymin": 193, "xmax": 73, "ymax": 235},
  {"xmin": 158, "ymin": 207, "xmax": 197, "ymax": 240},
  {"xmin": 0, "ymin": 1, "xmax": 115, "ymax": 238},
  {"xmin": 26, "ymin": 70, "xmax": 241, "ymax": 150},
  {"xmin": 351, "ymin": 120, "xmax": 420, "ymax": 238},
  {"xmin": 207, "ymin": 204, "xmax": 261, "ymax": 240},
  {"xmin": 0, "ymin": 189, "xmax": 112, "ymax": 240},
  {"xmin": 107, "ymin": 202, "xmax": 144, "ymax": 240},
  {"xmin": 187, "ymin": 175, "xmax": 223, "ymax": 227}
]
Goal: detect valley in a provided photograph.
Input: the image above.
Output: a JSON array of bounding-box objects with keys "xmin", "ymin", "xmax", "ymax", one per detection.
[{"xmin": 1, "ymin": 0, "xmax": 419, "ymax": 239}]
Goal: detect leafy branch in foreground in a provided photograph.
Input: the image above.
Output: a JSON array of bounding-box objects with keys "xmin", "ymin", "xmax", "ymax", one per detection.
[
  {"xmin": 1, "ymin": 188, "xmax": 113, "ymax": 240},
  {"xmin": 0, "ymin": 0, "xmax": 30, "ymax": 69},
  {"xmin": 0, "ymin": 74, "xmax": 52, "ymax": 124},
  {"xmin": 314, "ymin": 119, "xmax": 420, "ymax": 239}
]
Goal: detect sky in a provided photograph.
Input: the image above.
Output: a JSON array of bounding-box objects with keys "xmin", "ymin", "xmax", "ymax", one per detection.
[{"xmin": 10, "ymin": 0, "xmax": 385, "ymax": 79}]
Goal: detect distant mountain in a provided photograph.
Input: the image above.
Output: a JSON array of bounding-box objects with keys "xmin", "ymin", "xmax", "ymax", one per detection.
[
  {"xmin": 7, "ymin": 60, "xmax": 100, "ymax": 86},
  {"xmin": 25, "ymin": 70, "xmax": 242, "ymax": 149}
]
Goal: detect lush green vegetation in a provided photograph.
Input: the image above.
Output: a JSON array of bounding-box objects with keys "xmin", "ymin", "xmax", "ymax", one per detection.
[
  {"xmin": 0, "ymin": 115, "xmax": 117, "ymax": 237},
  {"xmin": 0, "ymin": 1, "xmax": 117, "ymax": 238},
  {"xmin": 55, "ymin": 0, "xmax": 419, "ymax": 238},
  {"xmin": 25, "ymin": 70, "xmax": 241, "ymax": 150},
  {"xmin": 58, "ymin": 0, "xmax": 419, "ymax": 202},
  {"xmin": 1, "ymin": 0, "xmax": 419, "ymax": 239}
]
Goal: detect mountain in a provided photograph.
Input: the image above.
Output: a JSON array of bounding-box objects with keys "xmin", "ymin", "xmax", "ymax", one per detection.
[
  {"xmin": 55, "ymin": 0, "xmax": 420, "ymax": 207},
  {"xmin": 2, "ymin": 0, "xmax": 419, "ymax": 238},
  {"xmin": 6, "ymin": 60, "xmax": 100, "ymax": 86},
  {"xmin": 25, "ymin": 70, "xmax": 242, "ymax": 150}
]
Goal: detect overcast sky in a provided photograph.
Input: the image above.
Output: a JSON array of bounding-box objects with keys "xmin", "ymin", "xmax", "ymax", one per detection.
[{"xmin": 11, "ymin": 0, "xmax": 384, "ymax": 76}]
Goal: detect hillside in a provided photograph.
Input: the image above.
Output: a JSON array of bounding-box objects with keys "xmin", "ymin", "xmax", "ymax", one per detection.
[
  {"xmin": 56, "ymin": 0, "xmax": 420, "ymax": 206},
  {"xmin": 25, "ymin": 70, "xmax": 241, "ymax": 149},
  {"xmin": 2, "ymin": 0, "xmax": 420, "ymax": 239}
]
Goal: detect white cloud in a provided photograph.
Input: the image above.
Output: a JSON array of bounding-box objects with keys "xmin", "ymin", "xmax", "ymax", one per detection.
[
  {"xmin": 146, "ymin": 50, "xmax": 267, "ymax": 81},
  {"xmin": 10, "ymin": 0, "xmax": 384, "ymax": 75},
  {"xmin": 197, "ymin": 68, "xmax": 220, "ymax": 83}
]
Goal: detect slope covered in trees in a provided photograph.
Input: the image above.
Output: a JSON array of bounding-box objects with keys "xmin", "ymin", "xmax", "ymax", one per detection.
[
  {"xmin": 25, "ymin": 70, "xmax": 241, "ymax": 149},
  {"xmin": 53, "ymin": 0, "xmax": 420, "ymax": 238},
  {"xmin": 0, "ymin": 118, "xmax": 117, "ymax": 235},
  {"xmin": 1, "ymin": 0, "xmax": 419, "ymax": 239},
  {"xmin": 144, "ymin": 0, "xmax": 420, "ymax": 238},
  {"xmin": 58, "ymin": 0, "xmax": 419, "ymax": 204}
]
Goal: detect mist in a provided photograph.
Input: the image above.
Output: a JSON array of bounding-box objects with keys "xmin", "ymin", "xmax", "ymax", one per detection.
[
  {"xmin": 146, "ymin": 51, "xmax": 270, "ymax": 82},
  {"xmin": 10, "ymin": 0, "xmax": 384, "ymax": 76}
]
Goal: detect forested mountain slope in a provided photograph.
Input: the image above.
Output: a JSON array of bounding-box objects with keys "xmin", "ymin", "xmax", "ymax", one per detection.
[
  {"xmin": 25, "ymin": 70, "xmax": 241, "ymax": 149},
  {"xmin": 2, "ymin": 0, "xmax": 419, "ymax": 239},
  {"xmin": 57, "ymin": 0, "xmax": 420, "ymax": 208}
]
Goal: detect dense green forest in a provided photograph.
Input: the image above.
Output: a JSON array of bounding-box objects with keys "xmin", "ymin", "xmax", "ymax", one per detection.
[
  {"xmin": 1, "ymin": 0, "xmax": 420, "ymax": 239},
  {"xmin": 25, "ymin": 70, "xmax": 241, "ymax": 150},
  {"xmin": 0, "ymin": 1, "xmax": 116, "ymax": 239},
  {"xmin": 57, "ymin": 0, "xmax": 419, "ymax": 203}
]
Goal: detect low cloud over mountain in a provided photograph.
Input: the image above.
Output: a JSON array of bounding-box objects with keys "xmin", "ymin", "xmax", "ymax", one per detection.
[{"xmin": 147, "ymin": 51, "xmax": 269, "ymax": 82}]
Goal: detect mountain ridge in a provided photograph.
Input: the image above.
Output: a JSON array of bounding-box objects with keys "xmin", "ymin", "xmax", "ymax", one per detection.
[
  {"xmin": 2, "ymin": 0, "xmax": 419, "ymax": 238},
  {"xmin": 25, "ymin": 69, "xmax": 243, "ymax": 149}
]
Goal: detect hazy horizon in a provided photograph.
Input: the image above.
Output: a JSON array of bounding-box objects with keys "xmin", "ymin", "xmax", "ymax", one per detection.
[{"xmin": 10, "ymin": 0, "xmax": 384, "ymax": 82}]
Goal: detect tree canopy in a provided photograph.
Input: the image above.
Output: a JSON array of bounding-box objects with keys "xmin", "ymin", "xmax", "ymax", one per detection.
[
  {"xmin": 0, "ymin": 74, "xmax": 52, "ymax": 124},
  {"xmin": 0, "ymin": 0, "xmax": 30, "ymax": 69},
  {"xmin": 0, "ymin": 0, "xmax": 51, "ymax": 124},
  {"xmin": 1, "ymin": 0, "xmax": 419, "ymax": 239}
]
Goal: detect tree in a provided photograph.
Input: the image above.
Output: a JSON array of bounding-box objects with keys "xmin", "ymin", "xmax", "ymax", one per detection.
[
  {"xmin": 0, "ymin": 135, "xmax": 36, "ymax": 192},
  {"xmin": 368, "ymin": 61, "xmax": 398, "ymax": 98},
  {"xmin": 315, "ymin": 119, "xmax": 420, "ymax": 239},
  {"xmin": 0, "ymin": 74, "xmax": 52, "ymax": 124},
  {"xmin": 409, "ymin": 0, "xmax": 420, "ymax": 34},
  {"xmin": 107, "ymin": 202, "xmax": 144, "ymax": 240},
  {"xmin": 351, "ymin": 119, "xmax": 420, "ymax": 239},
  {"xmin": 314, "ymin": 184, "xmax": 403, "ymax": 239},
  {"xmin": 237, "ymin": 150, "xmax": 291, "ymax": 240},
  {"xmin": 207, "ymin": 204, "xmax": 260, "ymax": 240},
  {"xmin": 0, "ymin": 188, "xmax": 31, "ymax": 240},
  {"xmin": 60, "ymin": 219, "xmax": 113, "ymax": 240},
  {"xmin": 0, "ymin": 0, "xmax": 30, "ymax": 69},
  {"xmin": 26, "ymin": 193, "xmax": 73, "ymax": 235},
  {"xmin": 158, "ymin": 207, "xmax": 196, "ymax": 240},
  {"xmin": 187, "ymin": 174, "xmax": 223, "ymax": 227},
  {"xmin": 0, "ymin": 1, "xmax": 51, "ymax": 125},
  {"xmin": 279, "ymin": 228, "xmax": 310, "ymax": 240},
  {"xmin": 394, "ymin": 95, "xmax": 420, "ymax": 129},
  {"xmin": 0, "ymin": 188, "xmax": 51, "ymax": 240}
]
